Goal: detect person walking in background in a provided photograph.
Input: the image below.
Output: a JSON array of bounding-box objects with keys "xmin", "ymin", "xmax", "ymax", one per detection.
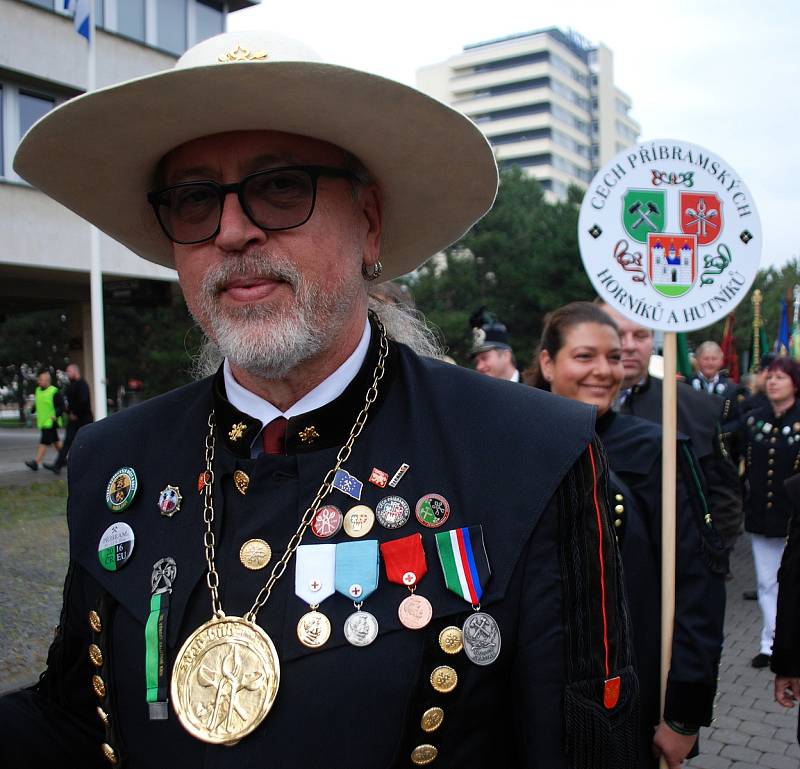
[
  {"xmin": 44, "ymin": 363, "xmax": 93, "ymax": 475},
  {"xmin": 525, "ymin": 301, "xmax": 725, "ymax": 769},
  {"xmin": 24, "ymin": 369, "xmax": 63, "ymax": 471},
  {"xmin": 731, "ymin": 357, "xmax": 800, "ymax": 668}
]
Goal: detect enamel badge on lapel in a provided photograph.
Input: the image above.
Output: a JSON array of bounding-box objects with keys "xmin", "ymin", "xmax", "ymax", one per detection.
[
  {"xmin": 197, "ymin": 471, "xmax": 210, "ymax": 493},
  {"xmin": 233, "ymin": 470, "xmax": 250, "ymax": 495},
  {"xmin": 97, "ymin": 522, "xmax": 135, "ymax": 571},
  {"xmin": 106, "ymin": 467, "xmax": 138, "ymax": 512},
  {"xmin": 388, "ymin": 463, "xmax": 410, "ymax": 488},
  {"xmin": 158, "ymin": 485, "xmax": 182, "ymax": 517},
  {"xmin": 368, "ymin": 468, "xmax": 389, "ymax": 488}
]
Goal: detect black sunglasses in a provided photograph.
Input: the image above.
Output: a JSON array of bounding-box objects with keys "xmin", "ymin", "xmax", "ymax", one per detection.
[{"xmin": 147, "ymin": 165, "xmax": 357, "ymax": 245}]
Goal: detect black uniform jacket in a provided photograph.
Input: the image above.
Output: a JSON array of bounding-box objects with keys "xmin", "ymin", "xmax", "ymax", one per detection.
[
  {"xmin": 0, "ymin": 333, "xmax": 637, "ymax": 769},
  {"xmin": 772, "ymin": 474, "xmax": 800, "ymax": 679},
  {"xmin": 688, "ymin": 374, "xmax": 748, "ymax": 422},
  {"xmin": 65, "ymin": 378, "xmax": 94, "ymax": 424},
  {"xmin": 598, "ymin": 412, "xmax": 725, "ymax": 743},
  {"xmin": 621, "ymin": 375, "xmax": 742, "ymax": 550},
  {"xmin": 734, "ymin": 400, "xmax": 800, "ymax": 537}
]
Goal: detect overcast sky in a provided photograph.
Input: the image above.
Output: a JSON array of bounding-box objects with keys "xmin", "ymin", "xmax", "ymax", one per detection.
[{"xmin": 229, "ymin": 0, "xmax": 799, "ymax": 271}]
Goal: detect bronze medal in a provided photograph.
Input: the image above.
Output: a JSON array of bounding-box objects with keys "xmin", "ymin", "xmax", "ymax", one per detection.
[
  {"xmin": 398, "ymin": 593, "xmax": 433, "ymax": 629},
  {"xmin": 171, "ymin": 615, "xmax": 280, "ymax": 745}
]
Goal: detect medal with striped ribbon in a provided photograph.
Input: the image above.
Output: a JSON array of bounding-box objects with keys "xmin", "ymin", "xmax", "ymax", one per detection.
[{"xmin": 435, "ymin": 526, "xmax": 501, "ymax": 665}]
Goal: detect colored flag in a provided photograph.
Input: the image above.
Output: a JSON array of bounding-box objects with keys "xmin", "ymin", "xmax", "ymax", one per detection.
[
  {"xmin": 720, "ymin": 314, "xmax": 739, "ymax": 382},
  {"xmin": 65, "ymin": 0, "xmax": 91, "ymax": 42},
  {"xmin": 676, "ymin": 333, "xmax": 693, "ymax": 380},
  {"xmin": 332, "ymin": 469, "xmax": 363, "ymax": 501},
  {"xmin": 775, "ymin": 298, "xmax": 790, "ymax": 356},
  {"xmin": 790, "ymin": 287, "xmax": 800, "ymax": 361}
]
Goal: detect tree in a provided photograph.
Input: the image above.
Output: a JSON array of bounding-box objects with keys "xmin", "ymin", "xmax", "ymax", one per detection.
[{"xmin": 407, "ymin": 168, "xmax": 594, "ymax": 368}]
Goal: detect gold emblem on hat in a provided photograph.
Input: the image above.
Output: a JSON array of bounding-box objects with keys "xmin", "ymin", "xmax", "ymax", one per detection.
[
  {"xmin": 228, "ymin": 422, "xmax": 247, "ymax": 442},
  {"xmin": 218, "ymin": 43, "xmax": 268, "ymax": 63},
  {"xmin": 298, "ymin": 426, "xmax": 319, "ymax": 444},
  {"xmin": 438, "ymin": 626, "xmax": 463, "ymax": 655},
  {"xmin": 240, "ymin": 539, "xmax": 272, "ymax": 570},
  {"xmin": 233, "ymin": 470, "xmax": 250, "ymax": 495}
]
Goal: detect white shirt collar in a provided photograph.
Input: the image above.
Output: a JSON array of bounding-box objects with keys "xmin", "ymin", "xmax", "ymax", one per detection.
[
  {"xmin": 223, "ymin": 317, "xmax": 371, "ymax": 437},
  {"xmin": 510, "ymin": 369, "xmax": 520, "ymax": 383}
]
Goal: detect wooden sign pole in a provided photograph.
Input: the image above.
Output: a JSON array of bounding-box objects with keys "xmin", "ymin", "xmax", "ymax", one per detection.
[{"xmin": 660, "ymin": 332, "xmax": 678, "ymax": 769}]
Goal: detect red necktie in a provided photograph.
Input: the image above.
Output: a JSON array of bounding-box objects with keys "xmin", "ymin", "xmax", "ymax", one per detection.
[{"xmin": 261, "ymin": 417, "xmax": 287, "ymax": 456}]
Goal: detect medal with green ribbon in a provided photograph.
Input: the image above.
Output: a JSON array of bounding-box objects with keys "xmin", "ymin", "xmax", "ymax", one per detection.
[
  {"xmin": 435, "ymin": 526, "xmax": 501, "ymax": 665},
  {"xmin": 145, "ymin": 557, "xmax": 177, "ymax": 719}
]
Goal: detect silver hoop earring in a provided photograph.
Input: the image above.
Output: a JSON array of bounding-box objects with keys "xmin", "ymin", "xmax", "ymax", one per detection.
[{"xmin": 361, "ymin": 261, "xmax": 383, "ymax": 281}]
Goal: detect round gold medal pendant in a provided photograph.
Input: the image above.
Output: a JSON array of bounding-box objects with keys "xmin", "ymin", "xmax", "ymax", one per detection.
[
  {"xmin": 296, "ymin": 610, "xmax": 331, "ymax": 648},
  {"xmin": 171, "ymin": 616, "xmax": 280, "ymax": 745}
]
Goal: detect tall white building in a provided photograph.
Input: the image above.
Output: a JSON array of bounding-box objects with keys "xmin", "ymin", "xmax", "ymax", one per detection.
[
  {"xmin": 417, "ymin": 28, "xmax": 641, "ymax": 200},
  {"xmin": 0, "ymin": 0, "xmax": 257, "ymax": 403}
]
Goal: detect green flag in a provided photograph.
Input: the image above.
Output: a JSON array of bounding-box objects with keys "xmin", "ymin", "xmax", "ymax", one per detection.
[{"xmin": 676, "ymin": 333, "xmax": 693, "ymax": 379}]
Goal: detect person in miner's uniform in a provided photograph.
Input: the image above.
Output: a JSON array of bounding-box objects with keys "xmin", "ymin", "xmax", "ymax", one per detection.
[{"xmin": 0, "ymin": 30, "xmax": 639, "ymax": 769}]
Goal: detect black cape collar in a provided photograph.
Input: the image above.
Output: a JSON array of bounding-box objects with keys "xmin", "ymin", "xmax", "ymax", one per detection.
[
  {"xmin": 596, "ymin": 408, "xmax": 616, "ymax": 434},
  {"xmin": 212, "ymin": 316, "xmax": 397, "ymax": 458}
]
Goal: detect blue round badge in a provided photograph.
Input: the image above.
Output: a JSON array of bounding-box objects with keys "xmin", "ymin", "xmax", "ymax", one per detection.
[{"xmin": 106, "ymin": 467, "xmax": 138, "ymax": 512}]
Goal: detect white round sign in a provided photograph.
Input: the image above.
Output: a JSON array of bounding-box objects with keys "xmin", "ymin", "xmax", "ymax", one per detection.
[{"xmin": 578, "ymin": 139, "xmax": 761, "ymax": 332}]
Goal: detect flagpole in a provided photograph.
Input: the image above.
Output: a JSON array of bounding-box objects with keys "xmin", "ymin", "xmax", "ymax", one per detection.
[
  {"xmin": 660, "ymin": 332, "xmax": 677, "ymax": 769},
  {"xmin": 85, "ymin": 0, "xmax": 107, "ymax": 419}
]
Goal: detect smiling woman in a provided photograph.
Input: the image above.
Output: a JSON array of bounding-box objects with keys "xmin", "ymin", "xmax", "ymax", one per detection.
[{"xmin": 525, "ymin": 301, "xmax": 727, "ymax": 769}]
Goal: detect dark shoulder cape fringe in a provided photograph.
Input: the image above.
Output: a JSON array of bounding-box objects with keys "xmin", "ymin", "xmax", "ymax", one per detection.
[{"xmin": 559, "ymin": 439, "xmax": 639, "ymax": 769}]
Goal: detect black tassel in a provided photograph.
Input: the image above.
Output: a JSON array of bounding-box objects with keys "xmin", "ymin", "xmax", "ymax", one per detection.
[{"xmin": 564, "ymin": 666, "xmax": 639, "ymax": 769}]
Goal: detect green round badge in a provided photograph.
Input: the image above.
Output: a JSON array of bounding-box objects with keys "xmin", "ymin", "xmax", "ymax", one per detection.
[{"xmin": 106, "ymin": 467, "xmax": 138, "ymax": 512}]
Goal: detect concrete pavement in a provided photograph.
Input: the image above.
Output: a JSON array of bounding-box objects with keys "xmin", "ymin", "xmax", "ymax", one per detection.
[{"xmin": 0, "ymin": 427, "xmax": 64, "ymax": 487}]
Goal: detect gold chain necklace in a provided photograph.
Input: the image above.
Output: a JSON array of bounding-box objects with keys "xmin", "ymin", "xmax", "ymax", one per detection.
[{"xmin": 171, "ymin": 320, "xmax": 389, "ymax": 745}]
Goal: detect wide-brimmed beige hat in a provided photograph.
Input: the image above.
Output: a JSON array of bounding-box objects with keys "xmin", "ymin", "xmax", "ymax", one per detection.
[{"xmin": 14, "ymin": 30, "xmax": 498, "ymax": 281}]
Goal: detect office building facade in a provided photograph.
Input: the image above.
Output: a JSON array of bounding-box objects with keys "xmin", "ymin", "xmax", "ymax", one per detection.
[{"xmin": 417, "ymin": 28, "xmax": 641, "ymax": 200}]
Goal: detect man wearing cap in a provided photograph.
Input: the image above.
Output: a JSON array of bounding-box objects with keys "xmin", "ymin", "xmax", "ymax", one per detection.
[
  {"xmin": 469, "ymin": 308, "xmax": 521, "ymax": 382},
  {"xmin": 0, "ymin": 31, "xmax": 637, "ymax": 769}
]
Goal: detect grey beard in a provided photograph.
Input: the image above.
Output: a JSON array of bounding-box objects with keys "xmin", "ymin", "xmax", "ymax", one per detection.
[{"xmin": 191, "ymin": 252, "xmax": 350, "ymax": 380}]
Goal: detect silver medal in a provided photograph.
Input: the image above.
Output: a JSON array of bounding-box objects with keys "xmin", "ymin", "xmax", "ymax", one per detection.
[
  {"xmin": 462, "ymin": 612, "xmax": 501, "ymax": 666},
  {"xmin": 343, "ymin": 610, "xmax": 379, "ymax": 647}
]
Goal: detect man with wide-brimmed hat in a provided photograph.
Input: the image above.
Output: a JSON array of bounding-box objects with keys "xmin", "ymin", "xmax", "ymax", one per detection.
[{"xmin": 0, "ymin": 31, "xmax": 637, "ymax": 768}]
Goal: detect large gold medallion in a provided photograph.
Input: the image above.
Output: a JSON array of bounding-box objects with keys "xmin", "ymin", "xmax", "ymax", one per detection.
[{"xmin": 171, "ymin": 616, "xmax": 280, "ymax": 745}]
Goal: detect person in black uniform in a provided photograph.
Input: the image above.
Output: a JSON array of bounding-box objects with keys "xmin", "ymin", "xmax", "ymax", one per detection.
[
  {"xmin": 729, "ymin": 357, "xmax": 800, "ymax": 668},
  {"xmin": 45, "ymin": 363, "xmax": 94, "ymax": 475},
  {"xmin": 688, "ymin": 341, "xmax": 749, "ymax": 422},
  {"xmin": 772, "ymin": 473, "xmax": 800, "ymax": 742},
  {"xmin": 525, "ymin": 302, "xmax": 726, "ymax": 769},
  {"xmin": 468, "ymin": 308, "xmax": 521, "ymax": 382},
  {"xmin": 0, "ymin": 30, "xmax": 638, "ymax": 769},
  {"xmin": 598, "ymin": 302, "xmax": 744, "ymax": 562}
]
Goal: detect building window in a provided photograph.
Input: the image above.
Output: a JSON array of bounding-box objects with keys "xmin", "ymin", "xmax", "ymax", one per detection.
[
  {"xmin": 196, "ymin": 0, "xmax": 224, "ymax": 43},
  {"xmin": 118, "ymin": 0, "xmax": 146, "ymax": 42},
  {"xmin": 95, "ymin": 0, "xmax": 104, "ymax": 28},
  {"xmin": 157, "ymin": 0, "xmax": 187, "ymax": 55},
  {"xmin": 470, "ymin": 50, "xmax": 548, "ymax": 75},
  {"xmin": 615, "ymin": 97, "xmax": 630, "ymax": 116},
  {"xmin": 469, "ymin": 76, "xmax": 548, "ymax": 100},
  {"xmin": 471, "ymin": 101, "xmax": 550, "ymax": 124},
  {"xmin": 499, "ymin": 153, "xmax": 551, "ymax": 170},
  {"xmin": 489, "ymin": 128, "xmax": 551, "ymax": 146},
  {"xmin": 19, "ymin": 91, "xmax": 55, "ymax": 138},
  {"xmin": 24, "ymin": 0, "xmax": 54, "ymax": 8}
]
